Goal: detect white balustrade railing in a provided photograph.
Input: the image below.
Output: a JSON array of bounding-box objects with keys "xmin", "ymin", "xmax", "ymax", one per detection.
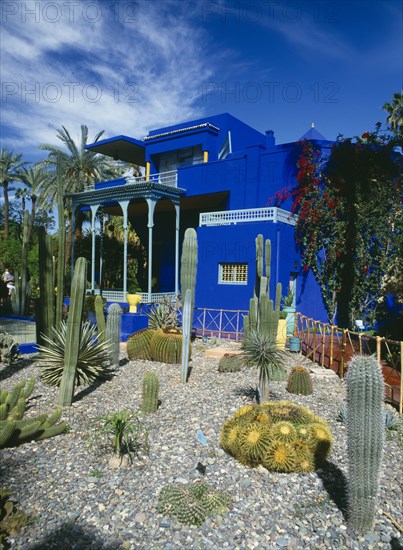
[
  {"xmin": 126, "ymin": 170, "xmax": 178, "ymax": 188},
  {"xmin": 199, "ymin": 207, "xmax": 297, "ymax": 227}
]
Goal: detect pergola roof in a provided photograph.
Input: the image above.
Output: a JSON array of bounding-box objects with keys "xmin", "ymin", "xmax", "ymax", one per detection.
[{"xmin": 85, "ymin": 135, "xmax": 145, "ymax": 165}]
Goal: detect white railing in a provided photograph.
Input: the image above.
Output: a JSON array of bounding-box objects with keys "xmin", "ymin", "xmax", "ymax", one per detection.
[
  {"xmin": 199, "ymin": 207, "xmax": 297, "ymax": 227},
  {"xmin": 126, "ymin": 170, "xmax": 178, "ymax": 188},
  {"xmin": 89, "ymin": 290, "xmax": 177, "ymax": 303}
]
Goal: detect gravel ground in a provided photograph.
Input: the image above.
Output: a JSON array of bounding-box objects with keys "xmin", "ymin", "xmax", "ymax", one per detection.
[{"xmin": 1, "ymin": 339, "xmax": 402, "ymax": 550}]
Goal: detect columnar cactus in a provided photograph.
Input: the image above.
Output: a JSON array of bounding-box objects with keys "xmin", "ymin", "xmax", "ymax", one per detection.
[
  {"xmin": 286, "ymin": 366, "xmax": 313, "ymax": 395},
  {"xmin": 106, "ymin": 303, "xmax": 122, "ymax": 367},
  {"xmin": 37, "ymin": 227, "xmax": 55, "ymax": 345},
  {"xmin": 58, "ymin": 257, "xmax": 87, "ymax": 406},
  {"xmin": 0, "ymin": 378, "xmax": 68, "ymax": 448},
  {"xmin": 345, "ymin": 355, "xmax": 385, "ymax": 532},
  {"xmin": 180, "ymin": 228, "xmax": 198, "ymax": 382},
  {"xmin": 181, "ymin": 289, "xmax": 191, "ymax": 383},
  {"xmin": 141, "ymin": 372, "xmax": 159, "ymax": 414},
  {"xmin": 11, "ymin": 212, "xmax": 31, "ymax": 316},
  {"xmin": 95, "ymin": 295, "xmax": 106, "ymax": 342}
]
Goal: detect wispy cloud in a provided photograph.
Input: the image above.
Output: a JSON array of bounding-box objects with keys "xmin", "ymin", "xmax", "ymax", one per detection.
[{"xmin": 1, "ymin": 1, "xmax": 220, "ymax": 158}]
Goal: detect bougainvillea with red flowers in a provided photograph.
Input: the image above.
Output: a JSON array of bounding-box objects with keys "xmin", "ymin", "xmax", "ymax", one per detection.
[{"xmin": 269, "ymin": 126, "xmax": 401, "ymax": 328}]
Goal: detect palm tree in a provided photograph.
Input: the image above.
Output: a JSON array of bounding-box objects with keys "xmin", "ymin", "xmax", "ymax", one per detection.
[
  {"xmin": 383, "ymin": 92, "xmax": 403, "ymax": 134},
  {"xmin": 38, "ymin": 125, "xmax": 124, "ymax": 265},
  {"xmin": 18, "ymin": 164, "xmax": 50, "ymax": 242},
  {"xmin": 0, "ymin": 148, "xmax": 27, "ymax": 239}
]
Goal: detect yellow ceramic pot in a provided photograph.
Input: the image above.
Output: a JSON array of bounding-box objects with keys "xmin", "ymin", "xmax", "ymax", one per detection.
[
  {"xmin": 126, "ymin": 293, "xmax": 142, "ymax": 313},
  {"xmin": 276, "ymin": 319, "xmax": 287, "ymax": 349}
]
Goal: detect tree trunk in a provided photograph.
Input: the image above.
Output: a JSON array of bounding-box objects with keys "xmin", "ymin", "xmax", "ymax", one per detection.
[
  {"xmin": 3, "ymin": 182, "xmax": 9, "ymax": 240},
  {"xmin": 27, "ymin": 196, "xmax": 36, "ymax": 243}
]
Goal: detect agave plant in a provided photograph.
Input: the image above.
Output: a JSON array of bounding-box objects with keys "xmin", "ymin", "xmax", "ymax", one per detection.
[
  {"xmin": 38, "ymin": 321, "xmax": 113, "ymax": 386},
  {"xmin": 241, "ymin": 329, "xmax": 286, "ymax": 402},
  {"xmin": 147, "ymin": 295, "xmax": 180, "ymax": 330}
]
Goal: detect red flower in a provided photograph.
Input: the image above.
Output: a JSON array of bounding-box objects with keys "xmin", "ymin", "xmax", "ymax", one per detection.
[{"xmin": 303, "ymin": 265, "xmax": 309, "ymax": 272}]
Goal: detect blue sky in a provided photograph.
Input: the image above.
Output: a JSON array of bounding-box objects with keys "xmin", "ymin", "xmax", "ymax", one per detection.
[{"xmin": 1, "ymin": 0, "xmax": 401, "ymax": 169}]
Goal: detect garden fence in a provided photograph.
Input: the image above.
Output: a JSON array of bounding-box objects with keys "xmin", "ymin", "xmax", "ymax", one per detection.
[{"xmin": 294, "ymin": 313, "xmax": 402, "ymax": 414}]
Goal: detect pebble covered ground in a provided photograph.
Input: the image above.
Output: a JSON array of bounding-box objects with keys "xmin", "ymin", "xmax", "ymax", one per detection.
[{"xmin": 1, "ymin": 339, "xmax": 402, "ymax": 550}]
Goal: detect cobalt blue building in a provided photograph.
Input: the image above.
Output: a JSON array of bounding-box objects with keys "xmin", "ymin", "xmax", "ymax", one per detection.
[{"xmin": 70, "ymin": 113, "xmax": 332, "ymax": 323}]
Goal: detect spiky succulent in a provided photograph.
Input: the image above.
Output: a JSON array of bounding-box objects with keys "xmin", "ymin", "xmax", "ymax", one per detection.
[
  {"xmin": 221, "ymin": 400, "xmax": 331, "ymax": 472},
  {"xmin": 38, "ymin": 321, "xmax": 113, "ymax": 386},
  {"xmin": 147, "ymin": 296, "xmax": 180, "ymax": 330},
  {"xmin": 158, "ymin": 481, "xmax": 231, "ymax": 526},
  {"xmin": 218, "ymin": 353, "xmax": 243, "ymax": 373}
]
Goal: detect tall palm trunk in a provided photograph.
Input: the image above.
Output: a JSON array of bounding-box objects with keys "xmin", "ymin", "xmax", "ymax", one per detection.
[{"xmin": 2, "ymin": 181, "xmax": 9, "ymax": 240}]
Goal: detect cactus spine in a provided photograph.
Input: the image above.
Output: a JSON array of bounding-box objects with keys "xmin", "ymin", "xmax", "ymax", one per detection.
[
  {"xmin": 58, "ymin": 257, "xmax": 87, "ymax": 406},
  {"xmin": 141, "ymin": 372, "xmax": 159, "ymax": 414},
  {"xmin": 106, "ymin": 303, "xmax": 122, "ymax": 367},
  {"xmin": 37, "ymin": 228, "xmax": 55, "ymax": 345},
  {"xmin": 55, "ymin": 153, "xmax": 66, "ymax": 327},
  {"xmin": 95, "ymin": 295, "xmax": 106, "ymax": 342},
  {"xmin": 345, "ymin": 355, "xmax": 384, "ymax": 532},
  {"xmin": 180, "ymin": 228, "xmax": 198, "ymax": 382}
]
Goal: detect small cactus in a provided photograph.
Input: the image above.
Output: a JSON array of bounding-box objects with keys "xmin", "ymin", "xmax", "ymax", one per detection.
[
  {"xmin": 345, "ymin": 355, "xmax": 384, "ymax": 532},
  {"xmin": 141, "ymin": 372, "xmax": 160, "ymax": 414},
  {"xmin": 95, "ymin": 295, "xmax": 106, "ymax": 342},
  {"xmin": 158, "ymin": 481, "xmax": 231, "ymax": 526},
  {"xmin": 286, "ymin": 366, "xmax": 313, "ymax": 395},
  {"xmin": 218, "ymin": 353, "xmax": 243, "ymax": 373},
  {"xmin": 106, "ymin": 303, "xmax": 122, "ymax": 367}
]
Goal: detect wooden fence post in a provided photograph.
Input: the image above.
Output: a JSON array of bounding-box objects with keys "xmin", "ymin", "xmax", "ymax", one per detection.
[
  {"xmin": 376, "ymin": 336, "xmax": 381, "ymax": 363},
  {"xmin": 340, "ymin": 329, "xmax": 347, "ymax": 379},
  {"xmin": 330, "ymin": 326, "xmax": 335, "ymax": 372}
]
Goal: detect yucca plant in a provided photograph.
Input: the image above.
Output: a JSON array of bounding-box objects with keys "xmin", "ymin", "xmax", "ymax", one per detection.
[
  {"xmin": 96, "ymin": 409, "xmax": 149, "ymax": 460},
  {"xmin": 241, "ymin": 329, "xmax": 286, "ymax": 402},
  {"xmin": 38, "ymin": 321, "xmax": 113, "ymax": 386}
]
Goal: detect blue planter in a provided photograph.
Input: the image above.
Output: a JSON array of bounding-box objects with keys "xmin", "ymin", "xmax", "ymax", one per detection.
[
  {"xmin": 282, "ymin": 306, "xmax": 296, "ymax": 336},
  {"xmin": 289, "ymin": 337, "xmax": 301, "ymax": 352}
]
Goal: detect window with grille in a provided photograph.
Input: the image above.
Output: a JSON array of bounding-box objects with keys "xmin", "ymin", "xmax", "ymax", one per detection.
[{"xmin": 219, "ymin": 263, "xmax": 248, "ymax": 285}]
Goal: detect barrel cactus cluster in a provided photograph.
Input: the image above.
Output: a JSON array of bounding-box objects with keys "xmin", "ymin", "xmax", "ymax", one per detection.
[
  {"xmin": 221, "ymin": 400, "xmax": 332, "ymax": 472},
  {"xmin": 126, "ymin": 327, "xmax": 188, "ymax": 365},
  {"xmin": 158, "ymin": 481, "xmax": 231, "ymax": 526}
]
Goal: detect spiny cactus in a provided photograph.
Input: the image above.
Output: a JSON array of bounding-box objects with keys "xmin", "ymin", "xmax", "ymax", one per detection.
[
  {"xmin": 286, "ymin": 366, "xmax": 313, "ymax": 395},
  {"xmin": 10, "ymin": 211, "xmax": 31, "ymax": 316},
  {"xmin": 180, "ymin": 229, "xmax": 198, "ymax": 383},
  {"xmin": 221, "ymin": 400, "xmax": 332, "ymax": 472},
  {"xmin": 0, "ymin": 378, "xmax": 68, "ymax": 449},
  {"xmin": 158, "ymin": 481, "xmax": 231, "ymax": 526},
  {"xmin": 218, "ymin": 353, "xmax": 243, "ymax": 373},
  {"xmin": 55, "ymin": 154, "xmax": 66, "ymax": 327},
  {"xmin": 95, "ymin": 295, "xmax": 106, "ymax": 342},
  {"xmin": 345, "ymin": 355, "xmax": 384, "ymax": 532},
  {"xmin": 127, "ymin": 328, "xmax": 156, "ymax": 361},
  {"xmin": 151, "ymin": 328, "xmax": 186, "ymax": 364},
  {"xmin": 58, "ymin": 257, "xmax": 87, "ymax": 406},
  {"xmin": 141, "ymin": 372, "xmax": 160, "ymax": 414},
  {"xmin": 147, "ymin": 297, "xmax": 180, "ymax": 330},
  {"xmin": 106, "ymin": 303, "xmax": 122, "ymax": 368}
]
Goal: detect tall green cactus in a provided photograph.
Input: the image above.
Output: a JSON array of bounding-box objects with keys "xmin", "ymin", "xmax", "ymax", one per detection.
[
  {"xmin": 180, "ymin": 228, "xmax": 197, "ymax": 382},
  {"xmin": 37, "ymin": 227, "xmax": 55, "ymax": 345},
  {"xmin": 95, "ymin": 295, "xmax": 106, "ymax": 342},
  {"xmin": 345, "ymin": 355, "xmax": 384, "ymax": 532},
  {"xmin": 141, "ymin": 372, "xmax": 159, "ymax": 414},
  {"xmin": 58, "ymin": 257, "xmax": 87, "ymax": 406},
  {"xmin": 245, "ymin": 235, "xmax": 281, "ymax": 341},
  {"xmin": 55, "ymin": 153, "xmax": 66, "ymax": 327},
  {"xmin": 181, "ymin": 289, "xmax": 191, "ymax": 383},
  {"xmin": 106, "ymin": 303, "xmax": 122, "ymax": 367},
  {"xmin": 11, "ymin": 212, "xmax": 31, "ymax": 316}
]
